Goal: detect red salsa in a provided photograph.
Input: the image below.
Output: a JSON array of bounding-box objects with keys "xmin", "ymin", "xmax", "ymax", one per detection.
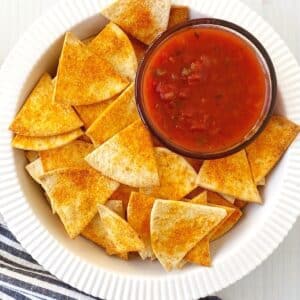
[{"xmin": 142, "ymin": 27, "xmax": 267, "ymax": 153}]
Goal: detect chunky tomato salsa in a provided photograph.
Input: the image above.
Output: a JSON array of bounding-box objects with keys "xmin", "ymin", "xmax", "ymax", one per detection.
[{"xmin": 142, "ymin": 27, "xmax": 267, "ymax": 153}]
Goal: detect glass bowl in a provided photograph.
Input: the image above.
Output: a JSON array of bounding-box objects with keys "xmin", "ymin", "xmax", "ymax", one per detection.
[{"xmin": 135, "ymin": 18, "xmax": 277, "ymax": 159}]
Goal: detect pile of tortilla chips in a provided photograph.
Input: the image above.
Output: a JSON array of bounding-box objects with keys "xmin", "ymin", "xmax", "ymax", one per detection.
[{"xmin": 9, "ymin": 0, "xmax": 300, "ymax": 271}]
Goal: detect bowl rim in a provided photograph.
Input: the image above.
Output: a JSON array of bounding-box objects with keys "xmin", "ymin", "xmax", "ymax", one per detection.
[
  {"xmin": 0, "ymin": 0, "xmax": 300, "ymax": 299},
  {"xmin": 136, "ymin": 18, "xmax": 277, "ymax": 159}
]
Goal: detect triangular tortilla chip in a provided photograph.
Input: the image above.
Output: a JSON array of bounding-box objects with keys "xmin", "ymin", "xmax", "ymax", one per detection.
[
  {"xmin": 184, "ymin": 202, "xmax": 233, "ymax": 267},
  {"xmin": 25, "ymin": 151, "xmax": 39, "ymax": 163},
  {"xmin": 207, "ymin": 192, "xmax": 242, "ymax": 240},
  {"xmin": 98, "ymin": 204, "xmax": 144, "ymax": 253},
  {"xmin": 246, "ymin": 115, "xmax": 299, "ymax": 184},
  {"xmin": 9, "ymin": 74, "xmax": 83, "ymax": 137},
  {"xmin": 110, "ymin": 184, "xmax": 138, "ymax": 209},
  {"xmin": 86, "ymin": 84, "xmax": 139, "ymax": 146},
  {"xmin": 129, "ymin": 36, "xmax": 147, "ymax": 64},
  {"xmin": 74, "ymin": 98, "xmax": 115, "ymax": 129},
  {"xmin": 40, "ymin": 168, "xmax": 119, "ymax": 238},
  {"xmin": 219, "ymin": 193, "xmax": 235, "ymax": 204},
  {"xmin": 88, "ymin": 22, "xmax": 137, "ymax": 80},
  {"xmin": 127, "ymin": 192, "xmax": 156, "ymax": 259},
  {"xmin": 82, "ymin": 200, "xmax": 127, "ymax": 260},
  {"xmin": 102, "ymin": 0, "xmax": 171, "ymax": 45},
  {"xmin": 168, "ymin": 5, "xmax": 189, "ymax": 28},
  {"xmin": 26, "ymin": 158, "xmax": 44, "ymax": 184},
  {"xmin": 86, "ymin": 120, "xmax": 159, "ymax": 187},
  {"xmin": 12, "ymin": 129, "xmax": 83, "ymax": 151},
  {"xmin": 141, "ymin": 147, "xmax": 197, "ymax": 200},
  {"xmin": 197, "ymin": 150, "xmax": 261, "ymax": 203},
  {"xmin": 54, "ymin": 32, "xmax": 129, "ymax": 106},
  {"xmin": 39, "ymin": 140, "xmax": 93, "ymax": 172},
  {"xmin": 150, "ymin": 200, "xmax": 226, "ymax": 271}
]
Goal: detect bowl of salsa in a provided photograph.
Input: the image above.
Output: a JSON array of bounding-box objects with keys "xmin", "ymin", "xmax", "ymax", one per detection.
[{"xmin": 136, "ymin": 18, "xmax": 277, "ymax": 159}]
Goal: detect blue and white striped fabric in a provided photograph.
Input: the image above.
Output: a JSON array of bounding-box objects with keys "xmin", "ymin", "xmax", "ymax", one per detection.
[
  {"xmin": 0, "ymin": 215, "xmax": 100, "ymax": 300},
  {"xmin": 0, "ymin": 214, "xmax": 221, "ymax": 300}
]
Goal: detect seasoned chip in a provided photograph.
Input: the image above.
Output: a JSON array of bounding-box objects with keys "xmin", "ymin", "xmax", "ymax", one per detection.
[
  {"xmin": 185, "ymin": 202, "xmax": 234, "ymax": 266},
  {"xmin": 12, "ymin": 129, "xmax": 83, "ymax": 151},
  {"xmin": 257, "ymin": 177, "xmax": 266, "ymax": 186},
  {"xmin": 9, "ymin": 74, "xmax": 83, "ymax": 137},
  {"xmin": 98, "ymin": 204, "xmax": 144, "ymax": 253},
  {"xmin": 150, "ymin": 200, "xmax": 226, "ymax": 271},
  {"xmin": 234, "ymin": 199, "xmax": 248, "ymax": 209},
  {"xmin": 110, "ymin": 184, "xmax": 137, "ymax": 209},
  {"xmin": 197, "ymin": 150, "xmax": 261, "ymax": 203},
  {"xmin": 106, "ymin": 200, "xmax": 125, "ymax": 219},
  {"xmin": 246, "ymin": 115, "xmax": 299, "ymax": 184},
  {"xmin": 102, "ymin": 0, "xmax": 171, "ymax": 45},
  {"xmin": 74, "ymin": 98, "xmax": 115, "ymax": 129},
  {"xmin": 25, "ymin": 151, "xmax": 39, "ymax": 163},
  {"xmin": 54, "ymin": 32, "xmax": 129, "ymax": 106},
  {"xmin": 141, "ymin": 147, "xmax": 197, "ymax": 200},
  {"xmin": 88, "ymin": 22, "xmax": 137, "ymax": 80},
  {"xmin": 39, "ymin": 140, "xmax": 93, "ymax": 172},
  {"xmin": 86, "ymin": 120, "xmax": 159, "ymax": 188},
  {"xmin": 127, "ymin": 192, "xmax": 156, "ymax": 259},
  {"xmin": 82, "ymin": 200, "xmax": 127, "ymax": 260},
  {"xmin": 86, "ymin": 84, "xmax": 139, "ymax": 146},
  {"xmin": 207, "ymin": 192, "xmax": 243, "ymax": 240},
  {"xmin": 26, "ymin": 159, "xmax": 44, "ymax": 184},
  {"xmin": 129, "ymin": 36, "xmax": 147, "ymax": 63},
  {"xmin": 168, "ymin": 5, "xmax": 189, "ymax": 28},
  {"xmin": 189, "ymin": 191, "xmax": 207, "ymax": 204},
  {"xmin": 40, "ymin": 168, "xmax": 119, "ymax": 239}
]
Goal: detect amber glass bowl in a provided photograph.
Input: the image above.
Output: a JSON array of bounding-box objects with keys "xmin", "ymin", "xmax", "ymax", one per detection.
[{"xmin": 135, "ymin": 18, "xmax": 277, "ymax": 159}]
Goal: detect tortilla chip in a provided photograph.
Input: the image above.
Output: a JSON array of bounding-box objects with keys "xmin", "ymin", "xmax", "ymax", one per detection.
[
  {"xmin": 40, "ymin": 168, "xmax": 119, "ymax": 239},
  {"xmin": 129, "ymin": 36, "xmax": 147, "ymax": 63},
  {"xmin": 246, "ymin": 115, "xmax": 299, "ymax": 184},
  {"xmin": 150, "ymin": 200, "xmax": 226, "ymax": 271},
  {"xmin": 106, "ymin": 200, "xmax": 125, "ymax": 219},
  {"xmin": 184, "ymin": 157, "xmax": 203, "ymax": 172},
  {"xmin": 88, "ymin": 22, "xmax": 137, "ymax": 80},
  {"xmin": 207, "ymin": 192, "xmax": 243, "ymax": 240},
  {"xmin": 54, "ymin": 32, "xmax": 129, "ymax": 106},
  {"xmin": 197, "ymin": 150, "xmax": 261, "ymax": 203},
  {"xmin": 12, "ymin": 129, "xmax": 83, "ymax": 151},
  {"xmin": 168, "ymin": 5, "xmax": 189, "ymax": 28},
  {"xmin": 234, "ymin": 199, "xmax": 248, "ymax": 209},
  {"xmin": 39, "ymin": 140, "xmax": 93, "ymax": 172},
  {"xmin": 98, "ymin": 204, "xmax": 144, "ymax": 253},
  {"xmin": 141, "ymin": 147, "xmax": 197, "ymax": 200},
  {"xmin": 189, "ymin": 191, "xmax": 207, "ymax": 204},
  {"xmin": 110, "ymin": 184, "xmax": 137, "ymax": 209},
  {"xmin": 25, "ymin": 151, "xmax": 39, "ymax": 163},
  {"xmin": 127, "ymin": 192, "xmax": 156, "ymax": 259},
  {"xmin": 82, "ymin": 200, "xmax": 127, "ymax": 260},
  {"xmin": 219, "ymin": 193, "xmax": 235, "ymax": 204},
  {"xmin": 257, "ymin": 177, "xmax": 266, "ymax": 186},
  {"xmin": 102, "ymin": 0, "xmax": 171, "ymax": 45},
  {"xmin": 86, "ymin": 120, "xmax": 159, "ymax": 188},
  {"xmin": 86, "ymin": 84, "xmax": 139, "ymax": 146},
  {"xmin": 185, "ymin": 237, "xmax": 211, "ymax": 267},
  {"xmin": 78, "ymin": 135, "xmax": 92, "ymax": 143},
  {"xmin": 26, "ymin": 159, "xmax": 44, "ymax": 184},
  {"xmin": 9, "ymin": 74, "xmax": 83, "ymax": 137},
  {"xmin": 185, "ymin": 203, "xmax": 234, "ymax": 266},
  {"xmin": 74, "ymin": 98, "xmax": 115, "ymax": 129}
]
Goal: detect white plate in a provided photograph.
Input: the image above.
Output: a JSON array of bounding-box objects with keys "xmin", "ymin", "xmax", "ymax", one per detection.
[{"xmin": 0, "ymin": 0, "xmax": 300, "ymax": 299}]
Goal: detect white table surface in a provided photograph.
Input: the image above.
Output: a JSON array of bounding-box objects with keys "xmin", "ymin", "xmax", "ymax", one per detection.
[{"xmin": 0, "ymin": 1, "xmax": 299, "ymax": 299}]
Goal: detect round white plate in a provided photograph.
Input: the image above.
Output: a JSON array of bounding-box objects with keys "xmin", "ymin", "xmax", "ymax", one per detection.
[{"xmin": 0, "ymin": 0, "xmax": 300, "ymax": 299}]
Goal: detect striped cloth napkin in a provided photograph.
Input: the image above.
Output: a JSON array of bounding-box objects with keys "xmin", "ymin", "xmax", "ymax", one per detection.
[{"xmin": 0, "ymin": 214, "xmax": 221, "ymax": 300}]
